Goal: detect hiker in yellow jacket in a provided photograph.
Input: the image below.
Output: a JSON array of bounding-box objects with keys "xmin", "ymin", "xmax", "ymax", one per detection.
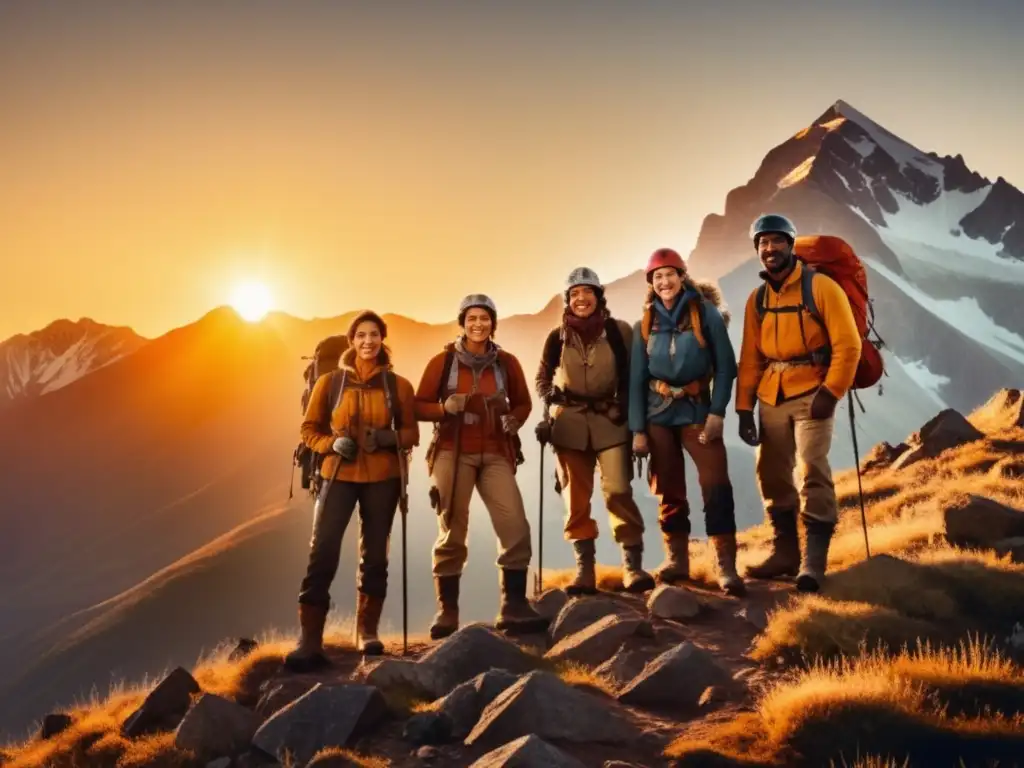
[{"xmin": 736, "ymin": 214, "xmax": 861, "ymax": 592}]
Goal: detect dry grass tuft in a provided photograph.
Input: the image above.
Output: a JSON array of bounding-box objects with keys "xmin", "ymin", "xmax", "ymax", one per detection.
[
  {"xmin": 303, "ymin": 746, "xmax": 391, "ymax": 767},
  {"xmin": 555, "ymin": 661, "xmax": 619, "ymax": 697}
]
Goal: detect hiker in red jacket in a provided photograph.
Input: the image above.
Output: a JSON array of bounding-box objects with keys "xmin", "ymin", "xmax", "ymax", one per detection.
[{"xmin": 736, "ymin": 214, "xmax": 862, "ymax": 592}]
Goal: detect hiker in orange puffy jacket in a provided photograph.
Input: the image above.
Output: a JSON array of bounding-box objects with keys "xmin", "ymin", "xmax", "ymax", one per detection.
[
  {"xmin": 286, "ymin": 310, "xmax": 419, "ymax": 670},
  {"xmin": 736, "ymin": 214, "xmax": 861, "ymax": 593},
  {"xmin": 414, "ymin": 294, "xmax": 548, "ymax": 640}
]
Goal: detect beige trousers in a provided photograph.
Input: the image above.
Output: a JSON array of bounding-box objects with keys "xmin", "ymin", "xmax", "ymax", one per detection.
[
  {"xmin": 555, "ymin": 444, "xmax": 645, "ymax": 546},
  {"xmin": 431, "ymin": 450, "xmax": 533, "ymax": 576},
  {"xmin": 756, "ymin": 392, "xmax": 838, "ymax": 524}
]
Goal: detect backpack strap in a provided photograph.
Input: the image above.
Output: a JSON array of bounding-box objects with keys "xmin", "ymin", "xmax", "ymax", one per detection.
[
  {"xmin": 381, "ymin": 370, "xmax": 403, "ymax": 431},
  {"xmin": 541, "ymin": 328, "xmax": 563, "ymax": 376},
  {"xmin": 322, "ymin": 369, "xmax": 347, "ymax": 428},
  {"xmin": 603, "ymin": 318, "xmax": 630, "ymax": 406},
  {"xmin": 436, "ymin": 345, "xmax": 457, "ymax": 401}
]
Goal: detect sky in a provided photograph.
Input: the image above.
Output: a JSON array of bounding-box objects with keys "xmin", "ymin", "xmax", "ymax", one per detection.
[{"xmin": 1, "ymin": 0, "xmax": 1022, "ymax": 340}]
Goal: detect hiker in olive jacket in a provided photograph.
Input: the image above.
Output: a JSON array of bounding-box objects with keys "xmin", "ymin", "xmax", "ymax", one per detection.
[
  {"xmin": 286, "ymin": 310, "xmax": 419, "ymax": 671},
  {"xmin": 736, "ymin": 214, "xmax": 861, "ymax": 592},
  {"xmin": 535, "ymin": 267, "xmax": 656, "ymax": 595},
  {"xmin": 628, "ymin": 248, "xmax": 744, "ymax": 596}
]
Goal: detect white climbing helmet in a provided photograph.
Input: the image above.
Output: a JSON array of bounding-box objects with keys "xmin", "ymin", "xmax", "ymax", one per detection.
[{"xmin": 565, "ymin": 266, "xmax": 602, "ymax": 291}]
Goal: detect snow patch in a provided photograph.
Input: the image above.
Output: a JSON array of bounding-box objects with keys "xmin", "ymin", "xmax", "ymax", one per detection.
[
  {"xmin": 893, "ymin": 356, "xmax": 950, "ymax": 406},
  {"xmin": 779, "ymin": 156, "xmax": 816, "ymax": 189},
  {"xmin": 835, "ymin": 100, "xmax": 939, "ymax": 173},
  {"xmin": 847, "ymin": 135, "xmax": 875, "ymax": 158}
]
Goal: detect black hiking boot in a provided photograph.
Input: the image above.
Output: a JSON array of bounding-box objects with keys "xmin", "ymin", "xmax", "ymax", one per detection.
[
  {"xmin": 284, "ymin": 603, "xmax": 331, "ymax": 672},
  {"xmin": 621, "ymin": 544, "xmax": 656, "ymax": 593},
  {"xmin": 495, "ymin": 568, "xmax": 549, "ymax": 634},
  {"xmin": 566, "ymin": 539, "xmax": 598, "ymax": 595},
  {"xmin": 796, "ymin": 518, "xmax": 835, "ymax": 593},
  {"xmin": 429, "ymin": 575, "xmax": 460, "ymax": 640}
]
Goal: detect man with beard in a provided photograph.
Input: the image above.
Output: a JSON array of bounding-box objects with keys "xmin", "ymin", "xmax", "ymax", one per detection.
[{"xmin": 736, "ymin": 214, "xmax": 861, "ymax": 592}]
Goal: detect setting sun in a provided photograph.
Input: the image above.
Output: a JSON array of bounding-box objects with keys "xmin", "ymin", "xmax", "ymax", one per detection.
[{"xmin": 229, "ymin": 281, "xmax": 274, "ymax": 322}]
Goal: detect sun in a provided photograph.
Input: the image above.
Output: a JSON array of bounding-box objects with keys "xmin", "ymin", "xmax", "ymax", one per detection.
[{"xmin": 229, "ymin": 281, "xmax": 274, "ymax": 322}]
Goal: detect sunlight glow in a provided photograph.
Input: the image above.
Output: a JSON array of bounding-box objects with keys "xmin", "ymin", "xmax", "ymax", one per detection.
[{"xmin": 229, "ymin": 281, "xmax": 274, "ymax": 322}]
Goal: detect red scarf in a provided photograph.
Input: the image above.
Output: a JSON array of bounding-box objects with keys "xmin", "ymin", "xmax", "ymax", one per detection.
[{"xmin": 564, "ymin": 309, "xmax": 605, "ymax": 345}]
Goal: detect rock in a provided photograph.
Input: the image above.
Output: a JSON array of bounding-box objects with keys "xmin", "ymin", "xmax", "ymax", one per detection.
[
  {"xmin": 255, "ymin": 680, "xmax": 312, "ymax": 717},
  {"xmin": 174, "ymin": 693, "xmax": 262, "ymax": 758},
  {"xmin": 251, "ymin": 683, "xmax": 387, "ymax": 766},
  {"xmin": 358, "ymin": 658, "xmax": 430, "ymax": 696},
  {"xmin": 468, "ymin": 734, "xmax": 587, "ymax": 767},
  {"xmin": 234, "ymin": 751, "xmax": 278, "ymax": 768},
  {"xmin": 403, "ymin": 711, "xmax": 453, "ymax": 746},
  {"xmin": 39, "ymin": 713, "xmax": 73, "ymax": 739},
  {"xmin": 121, "ymin": 667, "xmax": 201, "ymax": 738},
  {"xmin": 974, "ymin": 388, "xmax": 1024, "ymax": 431},
  {"xmin": 206, "ymin": 759, "xmax": 231, "ymax": 768},
  {"xmin": 433, "ymin": 669, "xmax": 520, "ymax": 739},
  {"xmin": 617, "ymin": 642, "xmax": 731, "ymax": 711},
  {"xmin": 415, "ymin": 624, "xmax": 539, "ymax": 698},
  {"xmin": 550, "ymin": 596, "xmax": 640, "ymax": 643},
  {"xmin": 736, "ymin": 605, "xmax": 769, "ymax": 631},
  {"xmin": 993, "ymin": 537, "xmax": 1024, "ymax": 563},
  {"xmin": 533, "ymin": 588, "xmax": 569, "ymax": 621},
  {"xmin": 944, "ymin": 494, "xmax": 1024, "ymax": 547},
  {"xmin": 895, "ymin": 409, "xmax": 985, "ymax": 469},
  {"xmin": 698, "ymin": 685, "xmax": 727, "ymax": 708},
  {"xmin": 228, "ymin": 638, "xmax": 259, "ymax": 662},
  {"xmin": 417, "ymin": 745, "xmax": 441, "ymax": 761},
  {"xmin": 604, "ymin": 762, "xmax": 650, "ymax": 768},
  {"xmin": 465, "ymin": 670, "xmax": 637, "ymax": 749},
  {"xmin": 545, "ymin": 614, "xmax": 650, "ymax": 667},
  {"xmin": 861, "ymin": 441, "xmax": 910, "ymax": 472},
  {"xmin": 593, "ymin": 646, "xmax": 662, "ymax": 689},
  {"xmin": 647, "ymin": 585, "xmax": 702, "ymax": 621}
]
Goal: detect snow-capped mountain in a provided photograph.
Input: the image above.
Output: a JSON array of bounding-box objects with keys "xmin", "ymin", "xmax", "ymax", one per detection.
[
  {"xmin": 0, "ymin": 318, "xmax": 148, "ymax": 407},
  {"xmin": 680, "ymin": 98, "xmax": 1024, "ymax": 421}
]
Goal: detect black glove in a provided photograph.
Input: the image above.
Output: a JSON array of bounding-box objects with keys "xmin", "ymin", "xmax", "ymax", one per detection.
[
  {"xmin": 332, "ymin": 436, "xmax": 358, "ymax": 462},
  {"xmin": 535, "ymin": 420, "xmax": 552, "ymax": 444},
  {"xmin": 809, "ymin": 387, "xmax": 839, "ymax": 420},
  {"xmin": 364, "ymin": 428, "xmax": 398, "ymax": 453},
  {"xmin": 737, "ymin": 411, "xmax": 759, "ymax": 446}
]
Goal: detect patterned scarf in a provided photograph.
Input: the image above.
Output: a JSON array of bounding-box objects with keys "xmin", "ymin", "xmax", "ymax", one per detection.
[{"xmin": 564, "ymin": 308, "xmax": 606, "ymax": 345}]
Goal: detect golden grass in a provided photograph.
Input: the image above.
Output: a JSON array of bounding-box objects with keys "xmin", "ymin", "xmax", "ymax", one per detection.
[
  {"xmin": 667, "ymin": 638, "xmax": 1024, "ymax": 766},
  {"xmin": 555, "ymin": 661, "xmax": 619, "ymax": 697},
  {"xmin": 303, "ymin": 747, "xmax": 391, "ymax": 767}
]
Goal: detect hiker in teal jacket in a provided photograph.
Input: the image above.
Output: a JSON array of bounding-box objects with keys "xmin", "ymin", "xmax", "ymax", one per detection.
[{"xmin": 628, "ymin": 247, "xmax": 745, "ymax": 596}]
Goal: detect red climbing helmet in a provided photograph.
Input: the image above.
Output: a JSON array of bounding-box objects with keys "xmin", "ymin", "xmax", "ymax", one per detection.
[{"xmin": 645, "ymin": 248, "xmax": 685, "ymax": 281}]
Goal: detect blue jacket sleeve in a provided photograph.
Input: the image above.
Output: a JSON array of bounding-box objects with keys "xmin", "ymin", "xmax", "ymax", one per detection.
[
  {"xmin": 704, "ymin": 303, "xmax": 738, "ymax": 417},
  {"xmin": 628, "ymin": 320, "xmax": 649, "ymax": 434}
]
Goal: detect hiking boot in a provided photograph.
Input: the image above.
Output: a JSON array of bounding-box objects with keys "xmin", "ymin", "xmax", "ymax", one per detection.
[
  {"xmin": 655, "ymin": 533, "xmax": 689, "ymax": 585},
  {"xmin": 710, "ymin": 533, "xmax": 746, "ymax": 597},
  {"xmin": 621, "ymin": 544, "xmax": 656, "ymax": 593},
  {"xmin": 283, "ymin": 603, "xmax": 330, "ymax": 673},
  {"xmin": 566, "ymin": 539, "xmax": 597, "ymax": 596},
  {"xmin": 355, "ymin": 591, "xmax": 385, "ymax": 656},
  {"xmin": 495, "ymin": 568, "xmax": 549, "ymax": 634},
  {"xmin": 796, "ymin": 519, "xmax": 835, "ymax": 593},
  {"xmin": 744, "ymin": 508, "xmax": 800, "ymax": 580},
  {"xmin": 429, "ymin": 575, "xmax": 460, "ymax": 640}
]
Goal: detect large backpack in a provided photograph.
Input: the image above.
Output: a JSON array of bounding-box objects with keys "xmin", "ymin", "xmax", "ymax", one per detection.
[
  {"xmin": 541, "ymin": 318, "xmax": 630, "ymax": 408},
  {"xmin": 755, "ymin": 234, "xmax": 885, "ymax": 390}
]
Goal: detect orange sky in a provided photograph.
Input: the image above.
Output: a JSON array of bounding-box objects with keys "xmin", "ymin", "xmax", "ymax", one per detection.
[{"xmin": 2, "ymin": 1, "xmax": 1022, "ymax": 340}]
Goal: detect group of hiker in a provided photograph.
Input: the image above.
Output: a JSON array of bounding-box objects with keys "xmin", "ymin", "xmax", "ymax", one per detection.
[{"xmin": 284, "ymin": 212, "xmax": 866, "ymax": 671}]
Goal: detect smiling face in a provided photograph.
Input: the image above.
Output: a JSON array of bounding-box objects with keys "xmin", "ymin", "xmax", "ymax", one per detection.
[
  {"xmin": 757, "ymin": 232, "xmax": 794, "ymax": 275},
  {"xmin": 567, "ymin": 285, "xmax": 598, "ymax": 318},
  {"xmin": 651, "ymin": 266, "xmax": 683, "ymax": 304},
  {"xmin": 462, "ymin": 307, "xmax": 493, "ymax": 343},
  {"xmin": 352, "ymin": 320, "xmax": 383, "ymax": 361}
]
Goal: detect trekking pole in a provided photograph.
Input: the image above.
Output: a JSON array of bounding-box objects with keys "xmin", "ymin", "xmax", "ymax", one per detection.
[
  {"xmin": 396, "ymin": 440, "xmax": 410, "ymax": 657},
  {"xmin": 847, "ymin": 391, "xmax": 871, "ymax": 559},
  {"xmin": 537, "ymin": 409, "xmax": 547, "ymax": 597}
]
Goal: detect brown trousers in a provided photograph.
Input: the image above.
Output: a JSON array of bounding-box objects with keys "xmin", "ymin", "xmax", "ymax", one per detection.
[
  {"xmin": 555, "ymin": 444, "xmax": 645, "ymax": 546},
  {"xmin": 647, "ymin": 424, "xmax": 735, "ymax": 537},
  {"xmin": 430, "ymin": 449, "xmax": 533, "ymax": 577},
  {"xmin": 756, "ymin": 392, "xmax": 837, "ymax": 524}
]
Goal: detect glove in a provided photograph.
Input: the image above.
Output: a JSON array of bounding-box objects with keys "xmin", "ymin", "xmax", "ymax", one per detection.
[
  {"xmin": 444, "ymin": 394, "xmax": 468, "ymax": 415},
  {"xmin": 810, "ymin": 387, "xmax": 839, "ymax": 420},
  {"xmin": 699, "ymin": 413, "xmax": 724, "ymax": 445},
  {"xmin": 501, "ymin": 415, "xmax": 521, "ymax": 435},
  {"xmin": 332, "ymin": 436, "xmax": 358, "ymax": 462},
  {"xmin": 535, "ymin": 420, "xmax": 552, "ymax": 444},
  {"xmin": 632, "ymin": 432, "xmax": 649, "ymax": 458},
  {"xmin": 363, "ymin": 428, "xmax": 397, "ymax": 453},
  {"xmin": 737, "ymin": 411, "xmax": 759, "ymax": 446}
]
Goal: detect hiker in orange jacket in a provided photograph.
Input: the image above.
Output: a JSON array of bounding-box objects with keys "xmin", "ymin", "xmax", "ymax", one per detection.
[
  {"xmin": 286, "ymin": 310, "xmax": 420, "ymax": 670},
  {"xmin": 414, "ymin": 294, "xmax": 548, "ymax": 639},
  {"xmin": 736, "ymin": 214, "xmax": 861, "ymax": 592}
]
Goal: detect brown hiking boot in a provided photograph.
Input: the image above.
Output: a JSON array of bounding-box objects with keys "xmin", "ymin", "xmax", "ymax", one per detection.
[
  {"xmin": 566, "ymin": 539, "xmax": 597, "ymax": 595},
  {"xmin": 796, "ymin": 518, "xmax": 835, "ymax": 593},
  {"xmin": 621, "ymin": 544, "xmax": 656, "ymax": 593},
  {"xmin": 495, "ymin": 568, "xmax": 549, "ymax": 634},
  {"xmin": 745, "ymin": 508, "xmax": 800, "ymax": 580},
  {"xmin": 429, "ymin": 575, "xmax": 460, "ymax": 640},
  {"xmin": 283, "ymin": 603, "xmax": 330, "ymax": 672},
  {"xmin": 355, "ymin": 592, "xmax": 385, "ymax": 655},
  {"xmin": 710, "ymin": 533, "xmax": 746, "ymax": 597},
  {"xmin": 655, "ymin": 533, "xmax": 689, "ymax": 584}
]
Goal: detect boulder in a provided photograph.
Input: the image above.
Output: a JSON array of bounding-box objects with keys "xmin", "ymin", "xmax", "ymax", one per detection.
[
  {"xmin": 433, "ymin": 669, "xmax": 520, "ymax": 739},
  {"xmin": 415, "ymin": 624, "xmax": 539, "ymax": 698},
  {"xmin": 468, "ymin": 734, "xmax": 587, "ymax": 767},
  {"xmin": 174, "ymin": 693, "xmax": 262, "ymax": 759},
  {"xmin": 206, "ymin": 759, "xmax": 231, "ymax": 768},
  {"xmin": 943, "ymin": 495, "xmax": 1024, "ymax": 548},
  {"xmin": 550, "ymin": 596, "xmax": 640, "ymax": 643},
  {"xmin": 646, "ymin": 585, "xmax": 702, "ymax": 621},
  {"xmin": 736, "ymin": 605, "xmax": 769, "ymax": 631},
  {"xmin": 533, "ymin": 588, "xmax": 570, "ymax": 621},
  {"xmin": 255, "ymin": 679, "xmax": 313, "ymax": 717},
  {"xmin": 545, "ymin": 614, "xmax": 651, "ymax": 667},
  {"xmin": 465, "ymin": 670, "xmax": 637, "ymax": 749},
  {"xmin": 228, "ymin": 638, "xmax": 259, "ymax": 662},
  {"xmin": 39, "ymin": 713, "xmax": 73, "ymax": 739},
  {"xmin": 894, "ymin": 409, "xmax": 984, "ymax": 469},
  {"xmin": 403, "ymin": 711, "xmax": 453, "ymax": 746},
  {"xmin": 617, "ymin": 642, "xmax": 731, "ymax": 711},
  {"xmin": 593, "ymin": 646, "xmax": 663, "ymax": 689},
  {"xmin": 251, "ymin": 684, "xmax": 386, "ymax": 766},
  {"xmin": 121, "ymin": 667, "xmax": 201, "ymax": 738},
  {"xmin": 993, "ymin": 537, "xmax": 1024, "ymax": 563},
  {"xmin": 358, "ymin": 658, "xmax": 431, "ymax": 696},
  {"xmin": 860, "ymin": 441, "xmax": 910, "ymax": 472}
]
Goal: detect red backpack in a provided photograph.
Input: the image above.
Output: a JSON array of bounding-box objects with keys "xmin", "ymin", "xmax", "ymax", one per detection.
[{"xmin": 756, "ymin": 234, "xmax": 885, "ymax": 390}]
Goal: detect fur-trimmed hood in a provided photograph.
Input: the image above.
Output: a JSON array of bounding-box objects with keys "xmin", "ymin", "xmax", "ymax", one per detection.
[{"xmin": 643, "ymin": 278, "xmax": 730, "ymax": 327}]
